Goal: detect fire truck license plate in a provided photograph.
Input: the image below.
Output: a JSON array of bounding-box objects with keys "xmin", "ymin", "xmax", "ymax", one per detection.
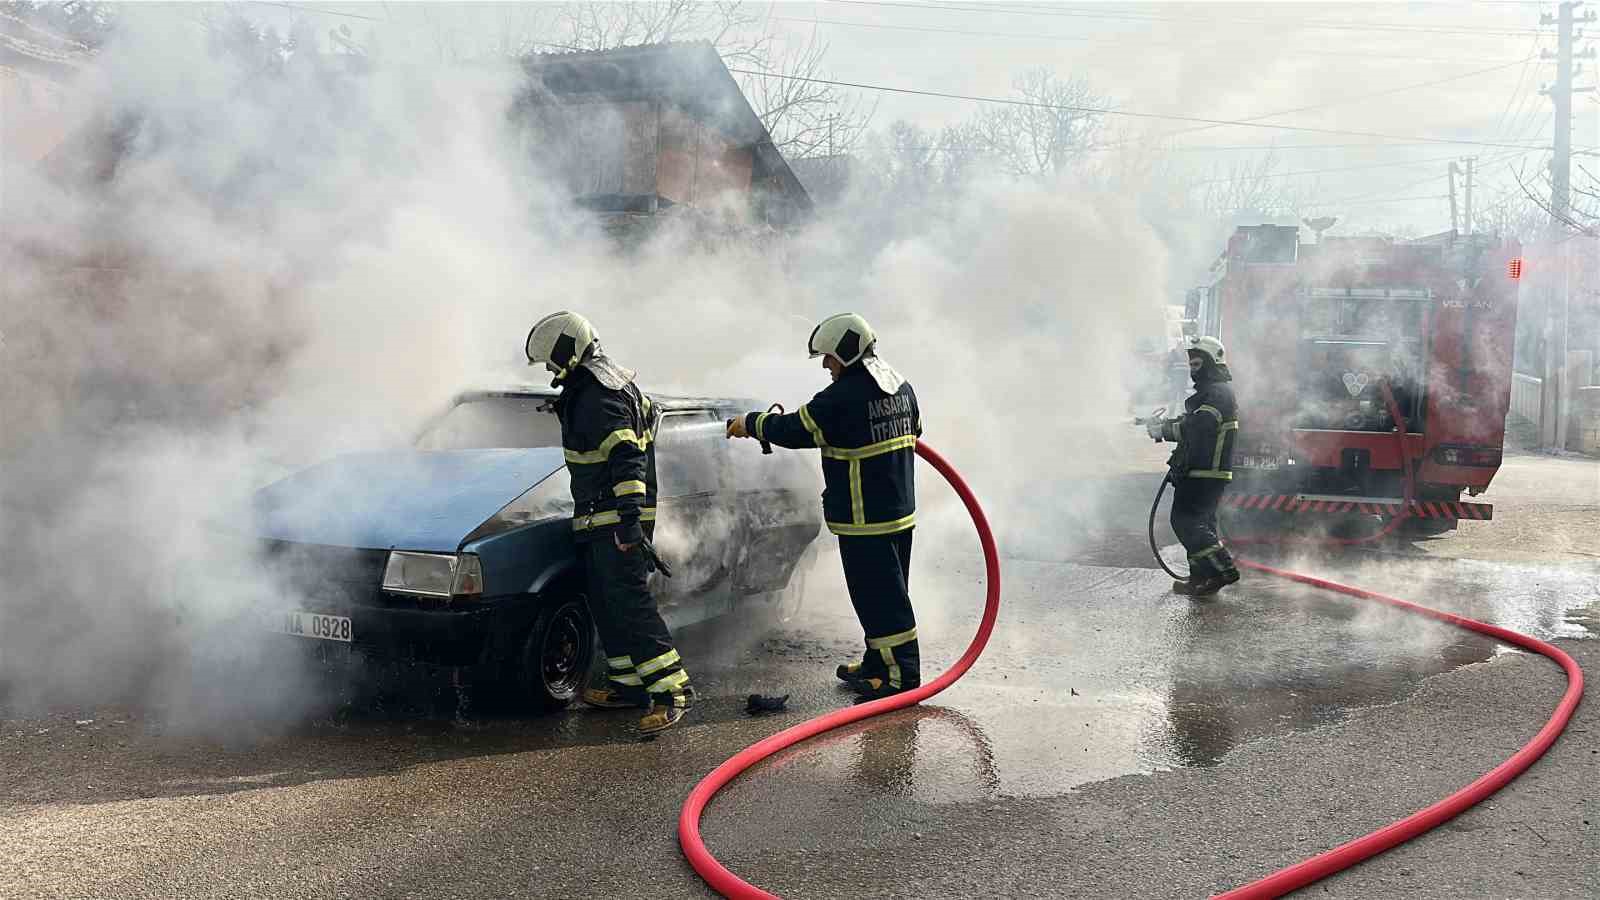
[
  {"xmin": 268, "ymin": 610, "xmax": 352, "ymax": 643},
  {"xmin": 1237, "ymin": 455, "xmax": 1281, "ymax": 470}
]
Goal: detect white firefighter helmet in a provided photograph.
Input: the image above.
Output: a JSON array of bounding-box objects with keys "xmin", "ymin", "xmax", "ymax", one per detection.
[
  {"xmin": 525, "ymin": 310, "xmax": 597, "ymax": 381},
  {"xmin": 1188, "ymin": 335, "xmax": 1226, "ymax": 367},
  {"xmin": 808, "ymin": 313, "xmax": 876, "ymax": 367},
  {"xmin": 808, "ymin": 312, "xmax": 905, "ymax": 393}
]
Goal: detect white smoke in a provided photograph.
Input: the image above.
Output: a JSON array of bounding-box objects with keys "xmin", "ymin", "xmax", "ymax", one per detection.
[{"xmin": 0, "ymin": 7, "xmax": 1174, "ymax": 722}]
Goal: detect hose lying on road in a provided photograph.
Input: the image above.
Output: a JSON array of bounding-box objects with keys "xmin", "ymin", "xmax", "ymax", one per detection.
[
  {"xmin": 679, "ymin": 440, "xmax": 1001, "ymax": 900},
  {"xmin": 1145, "ymin": 473, "xmax": 1586, "ymax": 898},
  {"xmin": 1213, "ymin": 559, "xmax": 1585, "ymax": 899}
]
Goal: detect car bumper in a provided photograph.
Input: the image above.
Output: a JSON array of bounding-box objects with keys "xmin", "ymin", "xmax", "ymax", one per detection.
[{"xmin": 266, "ymin": 593, "xmax": 525, "ymax": 667}]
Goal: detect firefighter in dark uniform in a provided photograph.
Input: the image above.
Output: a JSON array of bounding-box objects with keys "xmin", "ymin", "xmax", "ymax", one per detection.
[
  {"xmin": 524, "ymin": 311, "xmax": 693, "ymax": 734},
  {"xmin": 727, "ymin": 313, "xmax": 922, "ymax": 703},
  {"xmin": 1147, "ymin": 335, "xmax": 1242, "ymax": 597}
]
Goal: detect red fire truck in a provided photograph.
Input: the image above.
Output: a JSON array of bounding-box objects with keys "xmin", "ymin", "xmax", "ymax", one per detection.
[{"xmin": 1185, "ymin": 225, "xmax": 1523, "ymax": 535}]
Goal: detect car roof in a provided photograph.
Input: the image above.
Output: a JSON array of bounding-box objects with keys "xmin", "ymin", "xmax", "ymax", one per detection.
[{"xmin": 454, "ymin": 384, "xmax": 753, "ymax": 412}]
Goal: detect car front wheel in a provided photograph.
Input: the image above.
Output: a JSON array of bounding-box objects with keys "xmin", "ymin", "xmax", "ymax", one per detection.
[{"xmin": 511, "ymin": 597, "xmax": 595, "ymax": 713}]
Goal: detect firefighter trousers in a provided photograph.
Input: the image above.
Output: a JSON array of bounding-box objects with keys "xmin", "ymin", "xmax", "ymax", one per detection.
[
  {"xmin": 581, "ymin": 527, "xmax": 692, "ymax": 708},
  {"xmin": 837, "ymin": 530, "xmax": 920, "ymax": 690},
  {"xmin": 1169, "ymin": 477, "xmax": 1237, "ymax": 581}
]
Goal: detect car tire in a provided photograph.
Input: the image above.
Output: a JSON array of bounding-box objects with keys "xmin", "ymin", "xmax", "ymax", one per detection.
[{"xmin": 508, "ymin": 596, "xmax": 595, "ymax": 713}]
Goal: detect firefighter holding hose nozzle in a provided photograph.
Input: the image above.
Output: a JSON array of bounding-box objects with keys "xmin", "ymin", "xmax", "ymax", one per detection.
[
  {"xmin": 1144, "ymin": 336, "xmax": 1243, "ymax": 597},
  {"xmin": 727, "ymin": 314, "xmax": 923, "ymax": 703}
]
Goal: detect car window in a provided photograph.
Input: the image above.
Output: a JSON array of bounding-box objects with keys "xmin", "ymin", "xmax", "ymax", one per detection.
[
  {"xmin": 655, "ymin": 410, "xmax": 728, "ymax": 498},
  {"xmin": 415, "ymin": 397, "xmax": 563, "ymax": 450}
]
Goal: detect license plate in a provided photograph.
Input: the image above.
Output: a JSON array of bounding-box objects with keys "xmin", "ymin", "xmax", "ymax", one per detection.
[
  {"xmin": 1237, "ymin": 455, "xmax": 1282, "ymax": 470},
  {"xmin": 267, "ymin": 610, "xmax": 352, "ymax": 643}
]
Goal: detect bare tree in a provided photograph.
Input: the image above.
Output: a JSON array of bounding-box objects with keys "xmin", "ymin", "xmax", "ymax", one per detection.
[
  {"xmin": 559, "ymin": 0, "xmax": 762, "ymax": 62},
  {"xmin": 551, "ymin": 2, "xmax": 872, "ymax": 160},
  {"xmin": 1197, "ymin": 151, "xmax": 1309, "ymax": 222},
  {"xmin": 737, "ymin": 25, "xmax": 875, "ymax": 160},
  {"xmin": 1078, "ymin": 123, "xmax": 1182, "ymax": 196},
  {"xmin": 1476, "ymin": 186, "xmax": 1550, "ymax": 243},
  {"xmin": 1512, "ymin": 158, "xmax": 1600, "ymax": 238},
  {"xmin": 966, "ymin": 67, "xmax": 1107, "ymax": 179}
]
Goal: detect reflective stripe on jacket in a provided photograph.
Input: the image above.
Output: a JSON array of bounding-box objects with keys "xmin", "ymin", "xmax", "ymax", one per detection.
[
  {"xmin": 744, "ymin": 365, "xmax": 920, "ymax": 537},
  {"xmin": 556, "ymin": 365, "xmax": 659, "ymax": 542},
  {"xmin": 1161, "ymin": 379, "xmax": 1238, "ymax": 481}
]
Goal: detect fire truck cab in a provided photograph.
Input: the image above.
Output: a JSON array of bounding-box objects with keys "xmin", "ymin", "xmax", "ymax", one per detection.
[{"xmin": 1188, "ymin": 225, "xmax": 1523, "ymax": 533}]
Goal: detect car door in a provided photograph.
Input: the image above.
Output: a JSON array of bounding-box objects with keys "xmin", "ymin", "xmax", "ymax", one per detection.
[
  {"xmin": 716, "ymin": 401, "xmax": 824, "ymax": 598},
  {"xmin": 650, "ymin": 408, "xmax": 739, "ymax": 623}
]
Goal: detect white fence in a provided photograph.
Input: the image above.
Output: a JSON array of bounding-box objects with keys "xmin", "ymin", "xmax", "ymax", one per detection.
[{"xmin": 1511, "ymin": 372, "xmax": 1543, "ymax": 426}]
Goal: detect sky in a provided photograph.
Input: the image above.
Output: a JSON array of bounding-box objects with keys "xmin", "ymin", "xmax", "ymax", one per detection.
[{"xmin": 227, "ymin": 0, "xmax": 1600, "ymax": 236}]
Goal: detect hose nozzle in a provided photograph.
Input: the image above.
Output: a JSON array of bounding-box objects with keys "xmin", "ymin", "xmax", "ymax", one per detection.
[{"xmin": 726, "ymin": 403, "xmax": 785, "ymax": 454}]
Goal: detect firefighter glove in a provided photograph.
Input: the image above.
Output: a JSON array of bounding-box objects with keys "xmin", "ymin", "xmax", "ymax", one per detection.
[
  {"xmin": 615, "ymin": 518, "xmax": 644, "ymax": 547},
  {"xmin": 640, "ymin": 537, "xmax": 673, "ymax": 578}
]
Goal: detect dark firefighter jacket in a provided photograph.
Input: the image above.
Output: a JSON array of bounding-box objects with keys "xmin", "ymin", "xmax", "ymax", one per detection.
[
  {"xmin": 744, "ymin": 365, "xmax": 921, "ymax": 537},
  {"xmin": 1161, "ymin": 368, "xmax": 1238, "ymax": 481},
  {"xmin": 555, "ymin": 364, "xmax": 659, "ymax": 543}
]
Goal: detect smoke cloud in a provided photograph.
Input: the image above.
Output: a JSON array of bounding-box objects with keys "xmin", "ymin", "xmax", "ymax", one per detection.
[{"xmin": 0, "ymin": 7, "xmax": 1173, "ymax": 723}]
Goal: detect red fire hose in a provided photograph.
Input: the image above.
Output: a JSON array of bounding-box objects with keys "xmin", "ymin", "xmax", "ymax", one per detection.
[
  {"xmin": 1212, "ymin": 560, "xmax": 1585, "ymax": 899},
  {"xmin": 683, "ymin": 425, "xmax": 1583, "ymax": 898},
  {"xmin": 679, "ymin": 440, "xmax": 1001, "ymax": 900},
  {"xmin": 1151, "ymin": 382, "xmax": 1586, "ymax": 896}
]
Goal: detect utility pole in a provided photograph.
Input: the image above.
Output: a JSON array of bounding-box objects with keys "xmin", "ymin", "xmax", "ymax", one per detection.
[
  {"xmin": 1463, "ymin": 156, "xmax": 1475, "ymax": 235},
  {"xmin": 1541, "ymin": 2, "xmax": 1591, "ymax": 223},
  {"xmin": 1537, "ymin": 1, "xmax": 1596, "ymax": 448},
  {"xmin": 1448, "ymin": 161, "xmax": 1461, "ymax": 234}
]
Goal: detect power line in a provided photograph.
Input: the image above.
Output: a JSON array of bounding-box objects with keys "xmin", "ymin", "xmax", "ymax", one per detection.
[
  {"xmin": 1159, "ymin": 141, "xmax": 1547, "ymax": 153},
  {"xmin": 768, "ymin": 14, "xmax": 1531, "ymax": 64},
  {"xmin": 1303, "ymin": 174, "xmax": 1447, "ymax": 208},
  {"xmin": 1186, "ymin": 152, "xmax": 1502, "ymax": 188},
  {"xmin": 1178, "ymin": 146, "xmax": 1543, "ymax": 204},
  {"xmin": 1501, "ymin": 42, "xmax": 1559, "ymax": 143},
  {"xmin": 831, "ymin": 0, "xmax": 1547, "ymax": 38},
  {"xmin": 727, "ymin": 67, "xmax": 1561, "ymax": 150},
  {"xmin": 1091, "ymin": 54, "xmax": 1539, "ymax": 153},
  {"xmin": 929, "ymin": 0, "xmax": 1547, "ymax": 36},
  {"xmin": 1298, "ymin": 146, "xmax": 1536, "ymax": 208},
  {"xmin": 1493, "ymin": 35, "xmax": 1548, "ymax": 140},
  {"xmin": 248, "ymin": 2, "xmax": 383, "ymax": 22},
  {"xmin": 1306, "ymin": 194, "xmax": 1451, "ymax": 208}
]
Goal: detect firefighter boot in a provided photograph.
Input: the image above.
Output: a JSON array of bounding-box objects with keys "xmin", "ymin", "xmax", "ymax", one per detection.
[
  {"xmin": 848, "ymin": 637, "xmax": 920, "ymax": 703},
  {"xmin": 582, "ymin": 685, "xmax": 646, "ymax": 710},
  {"xmin": 1191, "ymin": 567, "xmax": 1242, "ymax": 597},
  {"xmin": 850, "ymin": 676, "xmax": 919, "ymax": 704},
  {"xmin": 1171, "ymin": 578, "xmax": 1199, "ymax": 595},
  {"xmin": 836, "ymin": 656, "xmax": 886, "ymax": 686},
  {"xmin": 585, "ymin": 655, "xmax": 647, "ymax": 710},
  {"xmin": 639, "ymin": 685, "xmax": 695, "ymax": 735}
]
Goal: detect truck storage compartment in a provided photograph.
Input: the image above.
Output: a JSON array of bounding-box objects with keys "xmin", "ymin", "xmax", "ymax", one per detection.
[{"xmin": 1294, "ymin": 287, "xmax": 1428, "ymax": 434}]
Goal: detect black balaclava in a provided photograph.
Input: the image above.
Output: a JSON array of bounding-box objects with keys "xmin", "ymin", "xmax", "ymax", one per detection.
[{"xmin": 1189, "ymin": 351, "xmax": 1231, "ymax": 385}]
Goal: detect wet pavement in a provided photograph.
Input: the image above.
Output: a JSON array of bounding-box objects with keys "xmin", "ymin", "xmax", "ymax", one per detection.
[{"xmin": 2, "ymin": 448, "xmax": 1597, "ymax": 899}]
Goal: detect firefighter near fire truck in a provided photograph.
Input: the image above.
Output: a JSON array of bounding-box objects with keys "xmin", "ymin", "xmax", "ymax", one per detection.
[
  {"xmin": 1138, "ymin": 336, "xmax": 1243, "ymax": 597},
  {"xmin": 524, "ymin": 311, "xmax": 693, "ymax": 735},
  {"xmin": 727, "ymin": 313, "xmax": 924, "ymax": 703}
]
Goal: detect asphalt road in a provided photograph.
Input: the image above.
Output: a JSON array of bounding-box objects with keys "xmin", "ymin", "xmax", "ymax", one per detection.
[{"xmin": 2, "ymin": 447, "xmax": 1596, "ymax": 899}]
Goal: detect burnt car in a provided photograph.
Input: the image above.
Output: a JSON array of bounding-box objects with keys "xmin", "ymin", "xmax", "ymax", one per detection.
[{"xmin": 249, "ymin": 385, "xmax": 821, "ymax": 710}]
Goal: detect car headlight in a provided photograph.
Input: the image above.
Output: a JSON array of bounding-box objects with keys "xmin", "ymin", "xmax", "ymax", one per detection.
[{"xmin": 382, "ymin": 551, "xmax": 483, "ymax": 599}]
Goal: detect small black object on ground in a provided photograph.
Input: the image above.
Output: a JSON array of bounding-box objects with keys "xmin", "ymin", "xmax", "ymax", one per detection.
[{"xmin": 745, "ymin": 694, "xmax": 789, "ymax": 715}]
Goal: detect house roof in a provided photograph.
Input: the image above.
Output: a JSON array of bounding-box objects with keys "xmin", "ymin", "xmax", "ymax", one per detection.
[
  {"xmin": 518, "ymin": 41, "xmax": 811, "ymax": 215},
  {"xmin": 0, "ymin": 9, "xmax": 91, "ymax": 79}
]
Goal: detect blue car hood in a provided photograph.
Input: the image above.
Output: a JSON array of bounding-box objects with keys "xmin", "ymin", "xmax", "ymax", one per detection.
[{"xmin": 252, "ymin": 448, "xmax": 566, "ymax": 552}]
